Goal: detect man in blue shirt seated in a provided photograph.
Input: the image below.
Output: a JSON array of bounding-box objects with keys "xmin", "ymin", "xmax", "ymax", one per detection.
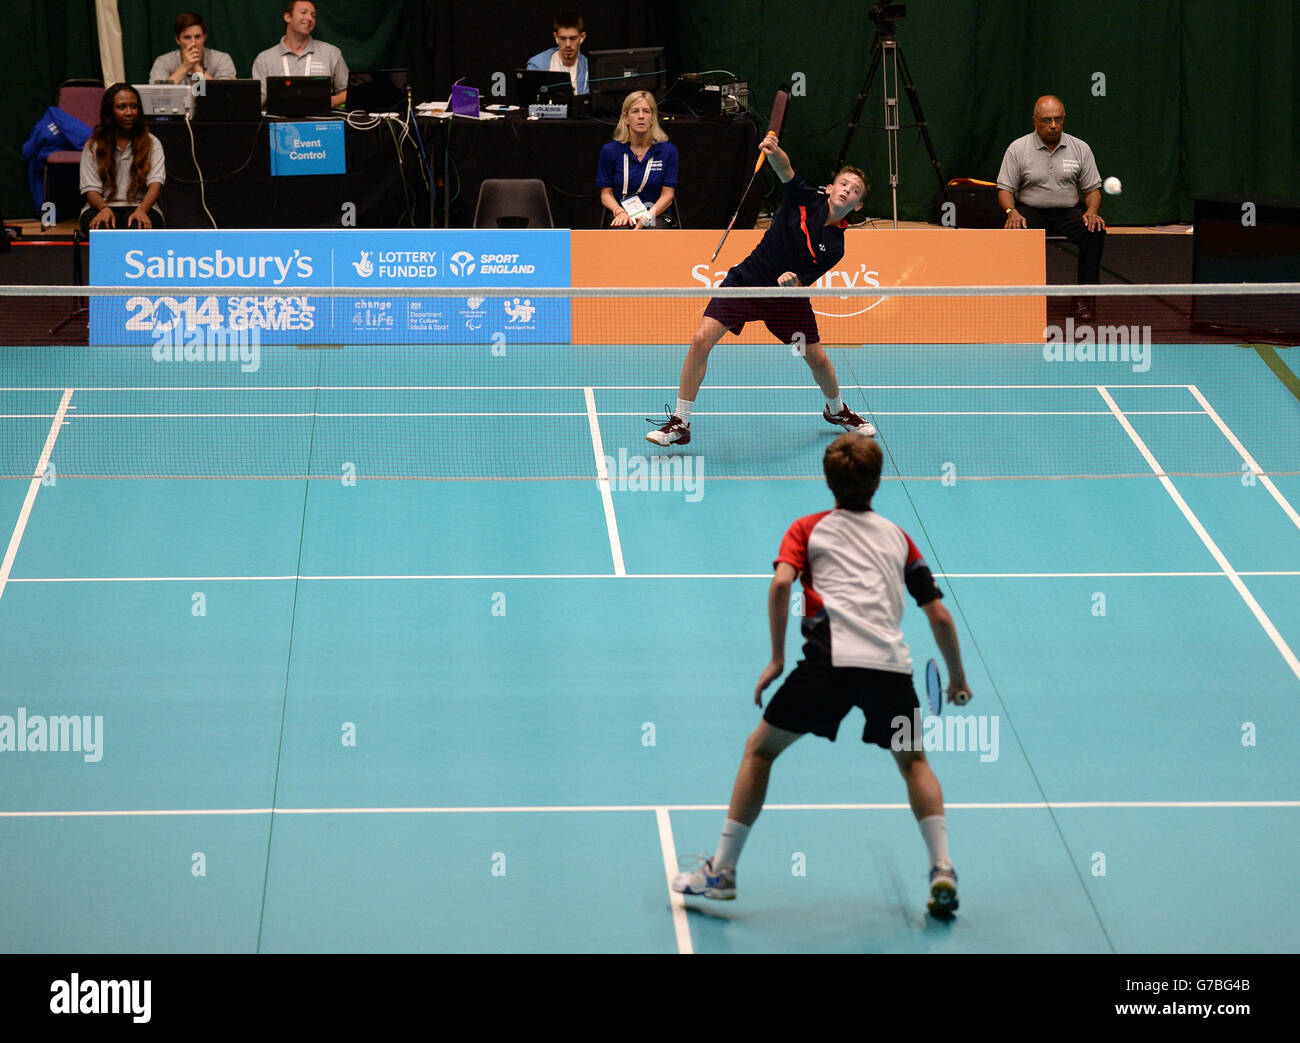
[
  {"xmin": 526, "ymin": 11, "xmax": 588, "ymax": 96},
  {"xmin": 597, "ymin": 91, "xmax": 678, "ymax": 228}
]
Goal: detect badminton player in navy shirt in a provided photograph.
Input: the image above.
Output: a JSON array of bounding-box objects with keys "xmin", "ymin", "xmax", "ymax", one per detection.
[
  {"xmin": 597, "ymin": 91, "xmax": 678, "ymax": 228},
  {"xmin": 648, "ymin": 134, "xmax": 874, "ymax": 445}
]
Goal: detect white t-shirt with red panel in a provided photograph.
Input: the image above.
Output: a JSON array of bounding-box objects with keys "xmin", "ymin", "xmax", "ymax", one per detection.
[{"xmin": 775, "ymin": 508, "xmax": 942, "ymax": 672}]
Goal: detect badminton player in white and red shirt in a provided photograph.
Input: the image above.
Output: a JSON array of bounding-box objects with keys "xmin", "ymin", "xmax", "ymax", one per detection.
[{"xmin": 673, "ymin": 433, "xmax": 973, "ymax": 916}]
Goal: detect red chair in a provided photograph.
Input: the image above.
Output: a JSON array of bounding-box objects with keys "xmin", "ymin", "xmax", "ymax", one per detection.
[{"xmin": 42, "ymin": 79, "xmax": 104, "ymax": 219}]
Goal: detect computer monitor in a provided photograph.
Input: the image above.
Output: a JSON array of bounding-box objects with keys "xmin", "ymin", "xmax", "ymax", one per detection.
[
  {"xmin": 347, "ymin": 69, "xmax": 408, "ymax": 112},
  {"xmin": 588, "ymin": 47, "xmax": 666, "ymax": 116},
  {"xmin": 514, "ymin": 69, "xmax": 573, "ymax": 106}
]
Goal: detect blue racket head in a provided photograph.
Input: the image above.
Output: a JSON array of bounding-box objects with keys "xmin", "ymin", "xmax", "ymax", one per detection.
[{"xmin": 925, "ymin": 659, "xmax": 942, "ymax": 715}]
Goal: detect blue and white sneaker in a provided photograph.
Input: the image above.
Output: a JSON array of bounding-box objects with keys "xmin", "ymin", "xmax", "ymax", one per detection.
[
  {"xmin": 671, "ymin": 854, "xmax": 736, "ymax": 900},
  {"xmin": 927, "ymin": 863, "xmax": 959, "ymax": 917}
]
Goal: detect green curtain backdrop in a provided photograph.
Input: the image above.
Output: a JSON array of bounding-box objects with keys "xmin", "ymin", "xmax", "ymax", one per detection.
[
  {"xmin": 2, "ymin": 1, "xmax": 102, "ymax": 222},
  {"xmin": 4, "ymin": 0, "xmax": 1296, "ymax": 225}
]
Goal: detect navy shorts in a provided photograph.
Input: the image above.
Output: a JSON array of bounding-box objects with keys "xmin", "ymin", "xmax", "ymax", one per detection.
[
  {"xmin": 703, "ymin": 295, "xmax": 821, "ymax": 345},
  {"xmin": 763, "ymin": 661, "xmax": 921, "ymax": 748}
]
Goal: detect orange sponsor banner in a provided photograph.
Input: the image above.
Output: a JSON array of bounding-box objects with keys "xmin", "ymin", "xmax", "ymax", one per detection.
[{"xmin": 569, "ymin": 230, "xmax": 1045, "ymax": 344}]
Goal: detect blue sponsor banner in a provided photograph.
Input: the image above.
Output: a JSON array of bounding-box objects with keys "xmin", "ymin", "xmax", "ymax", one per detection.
[
  {"xmin": 88, "ymin": 230, "xmax": 571, "ymax": 345},
  {"xmin": 269, "ymin": 121, "xmax": 345, "ymax": 176}
]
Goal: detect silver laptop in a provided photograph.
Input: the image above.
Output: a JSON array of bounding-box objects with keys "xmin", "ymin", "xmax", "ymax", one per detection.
[{"xmin": 135, "ymin": 84, "xmax": 194, "ymax": 117}]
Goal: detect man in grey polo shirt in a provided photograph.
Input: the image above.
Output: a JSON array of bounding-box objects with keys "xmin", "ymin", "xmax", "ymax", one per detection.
[
  {"xmin": 997, "ymin": 95, "xmax": 1106, "ymax": 302},
  {"xmin": 250, "ymin": 0, "xmax": 348, "ymax": 108},
  {"xmin": 149, "ymin": 13, "xmax": 237, "ymax": 85}
]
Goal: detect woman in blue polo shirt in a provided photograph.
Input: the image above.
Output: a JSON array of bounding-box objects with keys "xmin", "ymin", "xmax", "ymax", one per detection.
[{"xmin": 597, "ymin": 90, "xmax": 679, "ymax": 228}]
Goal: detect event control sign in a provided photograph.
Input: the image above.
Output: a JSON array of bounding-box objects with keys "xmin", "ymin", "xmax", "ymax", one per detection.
[
  {"xmin": 88, "ymin": 230, "xmax": 571, "ymax": 345},
  {"xmin": 268, "ymin": 121, "xmax": 345, "ymax": 176}
]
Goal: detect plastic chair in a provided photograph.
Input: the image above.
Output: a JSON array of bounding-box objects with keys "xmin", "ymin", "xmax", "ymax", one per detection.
[
  {"xmin": 43, "ymin": 80, "xmax": 104, "ymax": 212},
  {"xmin": 472, "ymin": 179, "xmax": 554, "ymax": 228}
]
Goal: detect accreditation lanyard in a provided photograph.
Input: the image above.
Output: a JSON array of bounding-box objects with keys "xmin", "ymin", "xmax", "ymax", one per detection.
[
  {"xmin": 281, "ymin": 50, "xmax": 315, "ymax": 76},
  {"xmin": 622, "ymin": 149, "xmax": 654, "ymax": 201}
]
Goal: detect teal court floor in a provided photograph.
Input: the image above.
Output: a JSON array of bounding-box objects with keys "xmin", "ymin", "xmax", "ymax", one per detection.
[{"xmin": 1, "ymin": 337, "xmax": 1298, "ymax": 952}]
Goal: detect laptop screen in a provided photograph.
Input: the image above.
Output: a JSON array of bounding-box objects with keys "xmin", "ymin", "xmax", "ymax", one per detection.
[{"xmin": 266, "ymin": 76, "xmax": 333, "ymax": 117}]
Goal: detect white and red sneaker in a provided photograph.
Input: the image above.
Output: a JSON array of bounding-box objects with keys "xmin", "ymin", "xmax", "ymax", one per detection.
[
  {"xmin": 646, "ymin": 409, "xmax": 691, "ymax": 446},
  {"xmin": 824, "ymin": 403, "xmax": 876, "ymax": 437}
]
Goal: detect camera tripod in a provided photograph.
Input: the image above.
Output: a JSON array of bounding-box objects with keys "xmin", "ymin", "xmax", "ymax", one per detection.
[{"xmin": 834, "ymin": 10, "xmax": 946, "ymax": 227}]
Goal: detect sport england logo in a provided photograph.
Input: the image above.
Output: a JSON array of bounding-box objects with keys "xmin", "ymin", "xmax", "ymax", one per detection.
[
  {"xmin": 352, "ymin": 251, "xmax": 374, "ymax": 278},
  {"xmin": 449, "ymin": 251, "xmax": 476, "ymax": 277}
]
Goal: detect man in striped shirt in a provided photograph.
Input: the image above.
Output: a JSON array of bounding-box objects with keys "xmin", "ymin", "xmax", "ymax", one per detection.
[{"xmin": 672, "ymin": 434, "xmax": 973, "ymax": 917}]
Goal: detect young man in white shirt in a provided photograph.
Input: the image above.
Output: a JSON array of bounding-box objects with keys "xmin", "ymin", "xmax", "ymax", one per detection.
[{"xmin": 526, "ymin": 11, "xmax": 588, "ymax": 95}]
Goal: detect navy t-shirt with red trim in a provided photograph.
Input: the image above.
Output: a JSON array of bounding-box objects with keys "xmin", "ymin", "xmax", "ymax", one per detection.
[{"xmin": 723, "ymin": 176, "xmax": 849, "ymax": 288}]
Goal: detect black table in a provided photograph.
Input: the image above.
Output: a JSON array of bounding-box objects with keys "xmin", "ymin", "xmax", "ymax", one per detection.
[
  {"xmin": 148, "ymin": 117, "xmax": 431, "ymax": 229},
  {"xmin": 423, "ymin": 111, "xmax": 761, "ymax": 229}
]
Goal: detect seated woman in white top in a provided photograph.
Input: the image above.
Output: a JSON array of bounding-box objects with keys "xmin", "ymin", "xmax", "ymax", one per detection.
[{"xmin": 79, "ymin": 84, "xmax": 166, "ymax": 233}]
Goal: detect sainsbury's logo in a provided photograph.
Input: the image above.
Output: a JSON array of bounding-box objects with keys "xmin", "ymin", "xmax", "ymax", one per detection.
[{"xmin": 123, "ymin": 248, "xmax": 313, "ymax": 285}]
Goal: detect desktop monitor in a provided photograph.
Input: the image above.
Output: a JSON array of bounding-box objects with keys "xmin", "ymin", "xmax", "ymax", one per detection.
[{"xmin": 588, "ymin": 47, "xmax": 666, "ymax": 116}]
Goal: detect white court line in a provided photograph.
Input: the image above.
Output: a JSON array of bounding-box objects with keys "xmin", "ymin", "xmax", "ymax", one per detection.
[
  {"xmin": 1099, "ymin": 386, "xmax": 1300, "ymax": 683},
  {"xmin": 9, "ymin": 570, "xmax": 1300, "ymax": 584},
  {"xmin": 1187, "ymin": 384, "xmax": 1300, "ymax": 533},
  {"xmin": 6, "ymin": 409, "xmax": 1210, "ymax": 420},
  {"xmin": 0, "ymin": 389, "xmax": 72, "ymax": 606},
  {"xmin": 584, "ymin": 387, "xmax": 625, "ymax": 577},
  {"xmin": 3, "ymin": 800, "xmax": 1297, "ymax": 818},
  {"xmin": 0, "ymin": 383, "xmax": 1198, "ymax": 392},
  {"xmin": 656, "ymin": 808, "xmax": 693, "ymax": 955}
]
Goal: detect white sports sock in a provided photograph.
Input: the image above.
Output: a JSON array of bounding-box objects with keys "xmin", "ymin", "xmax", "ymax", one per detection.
[
  {"xmin": 826, "ymin": 394, "xmax": 844, "ymax": 415},
  {"xmin": 713, "ymin": 818, "xmax": 750, "ymax": 871},
  {"xmin": 919, "ymin": 815, "xmax": 951, "ymax": 868},
  {"xmin": 675, "ymin": 398, "xmax": 693, "ymax": 424}
]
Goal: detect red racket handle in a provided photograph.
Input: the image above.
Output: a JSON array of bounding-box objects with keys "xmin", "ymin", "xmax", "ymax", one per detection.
[{"xmin": 754, "ymin": 89, "xmax": 791, "ymax": 172}]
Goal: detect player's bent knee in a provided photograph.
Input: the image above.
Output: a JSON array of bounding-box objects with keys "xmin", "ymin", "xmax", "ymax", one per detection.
[{"xmin": 746, "ymin": 722, "xmax": 801, "ymax": 762}]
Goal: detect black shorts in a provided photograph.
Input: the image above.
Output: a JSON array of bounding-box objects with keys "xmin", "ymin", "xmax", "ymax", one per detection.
[
  {"xmin": 702, "ymin": 295, "xmax": 821, "ymax": 345},
  {"xmin": 763, "ymin": 661, "xmax": 920, "ymax": 748}
]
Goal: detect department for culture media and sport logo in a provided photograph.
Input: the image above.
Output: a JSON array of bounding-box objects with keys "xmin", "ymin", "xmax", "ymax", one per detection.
[{"xmin": 449, "ymin": 251, "xmax": 476, "ymax": 277}]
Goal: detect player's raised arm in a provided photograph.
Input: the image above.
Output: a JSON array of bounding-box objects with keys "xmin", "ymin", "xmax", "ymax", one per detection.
[
  {"xmin": 759, "ymin": 134, "xmax": 795, "ymax": 183},
  {"xmin": 922, "ymin": 599, "xmax": 972, "ymax": 704}
]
